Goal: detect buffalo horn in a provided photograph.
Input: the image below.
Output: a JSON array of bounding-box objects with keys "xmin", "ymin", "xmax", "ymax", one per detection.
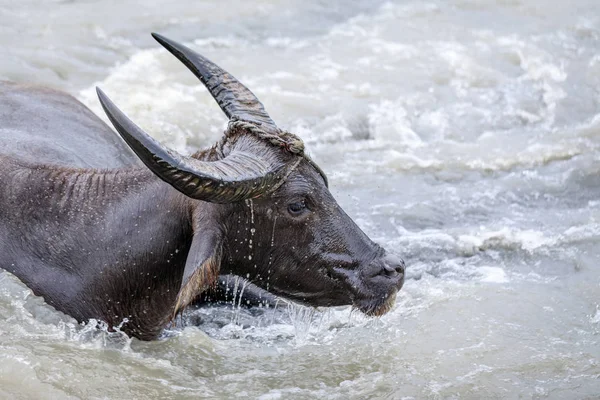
[
  {"xmin": 151, "ymin": 32, "xmax": 280, "ymax": 135},
  {"xmin": 96, "ymin": 88, "xmax": 283, "ymax": 203}
]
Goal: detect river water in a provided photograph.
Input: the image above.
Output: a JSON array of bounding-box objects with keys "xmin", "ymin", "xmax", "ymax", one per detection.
[{"xmin": 1, "ymin": 0, "xmax": 600, "ymax": 398}]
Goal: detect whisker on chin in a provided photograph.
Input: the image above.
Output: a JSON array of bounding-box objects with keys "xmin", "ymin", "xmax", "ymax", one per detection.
[{"xmin": 355, "ymin": 292, "xmax": 397, "ymax": 317}]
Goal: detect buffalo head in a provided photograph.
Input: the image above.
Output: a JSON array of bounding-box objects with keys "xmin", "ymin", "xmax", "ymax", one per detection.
[{"xmin": 97, "ymin": 33, "xmax": 405, "ymax": 318}]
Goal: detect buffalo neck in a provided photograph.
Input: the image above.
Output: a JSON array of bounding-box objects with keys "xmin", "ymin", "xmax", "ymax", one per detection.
[{"xmin": 0, "ymin": 156, "xmax": 195, "ymax": 339}]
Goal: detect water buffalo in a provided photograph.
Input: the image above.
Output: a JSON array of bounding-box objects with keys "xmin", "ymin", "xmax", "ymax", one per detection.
[{"xmin": 0, "ymin": 33, "xmax": 405, "ymax": 340}]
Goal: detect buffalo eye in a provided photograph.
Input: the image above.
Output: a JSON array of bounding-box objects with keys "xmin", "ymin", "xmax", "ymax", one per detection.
[{"xmin": 287, "ymin": 200, "xmax": 308, "ymax": 216}]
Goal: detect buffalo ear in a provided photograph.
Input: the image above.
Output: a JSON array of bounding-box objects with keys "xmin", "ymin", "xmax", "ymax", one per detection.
[{"xmin": 172, "ymin": 228, "xmax": 223, "ymax": 317}]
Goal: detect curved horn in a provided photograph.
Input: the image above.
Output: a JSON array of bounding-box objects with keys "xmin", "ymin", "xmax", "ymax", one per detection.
[
  {"xmin": 151, "ymin": 32, "xmax": 280, "ymax": 135},
  {"xmin": 96, "ymin": 88, "xmax": 283, "ymax": 203}
]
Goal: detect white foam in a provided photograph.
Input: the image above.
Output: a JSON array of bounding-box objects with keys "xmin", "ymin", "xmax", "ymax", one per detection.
[
  {"xmin": 459, "ymin": 227, "xmax": 555, "ymax": 253},
  {"xmin": 478, "ymin": 266, "xmax": 509, "ymax": 283},
  {"xmin": 368, "ymin": 101, "xmax": 424, "ymax": 147}
]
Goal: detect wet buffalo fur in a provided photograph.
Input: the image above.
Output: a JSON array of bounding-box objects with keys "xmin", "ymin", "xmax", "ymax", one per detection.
[{"xmin": 0, "ymin": 135, "xmax": 285, "ymax": 340}]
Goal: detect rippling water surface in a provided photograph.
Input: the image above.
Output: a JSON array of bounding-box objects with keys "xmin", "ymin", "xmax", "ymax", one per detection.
[{"xmin": 1, "ymin": 0, "xmax": 600, "ymax": 398}]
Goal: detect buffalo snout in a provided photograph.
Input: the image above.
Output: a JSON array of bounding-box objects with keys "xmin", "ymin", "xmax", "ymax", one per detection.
[
  {"xmin": 361, "ymin": 252, "xmax": 405, "ymax": 288},
  {"xmin": 328, "ymin": 251, "xmax": 405, "ymax": 317}
]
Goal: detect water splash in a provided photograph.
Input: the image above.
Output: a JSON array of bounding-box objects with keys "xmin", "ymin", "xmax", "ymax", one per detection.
[
  {"xmin": 232, "ymin": 279, "xmax": 249, "ymax": 326},
  {"xmin": 285, "ymin": 303, "xmax": 330, "ymax": 344},
  {"xmin": 230, "ymin": 275, "xmax": 241, "ymax": 310},
  {"xmin": 266, "ymin": 216, "xmax": 278, "ymax": 292},
  {"xmin": 249, "ymin": 198, "xmax": 255, "ymax": 225},
  {"xmin": 63, "ymin": 318, "xmax": 134, "ymax": 351}
]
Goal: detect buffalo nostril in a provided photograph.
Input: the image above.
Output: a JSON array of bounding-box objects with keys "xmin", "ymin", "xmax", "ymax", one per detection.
[
  {"xmin": 383, "ymin": 263, "xmax": 398, "ymax": 277},
  {"xmin": 381, "ymin": 258, "xmax": 405, "ymax": 277},
  {"xmin": 397, "ymin": 259, "xmax": 406, "ymax": 274}
]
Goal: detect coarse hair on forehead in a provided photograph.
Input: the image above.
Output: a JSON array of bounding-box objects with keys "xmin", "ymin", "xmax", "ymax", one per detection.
[{"xmin": 226, "ymin": 119, "xmax": 328, "ymax": 188}]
